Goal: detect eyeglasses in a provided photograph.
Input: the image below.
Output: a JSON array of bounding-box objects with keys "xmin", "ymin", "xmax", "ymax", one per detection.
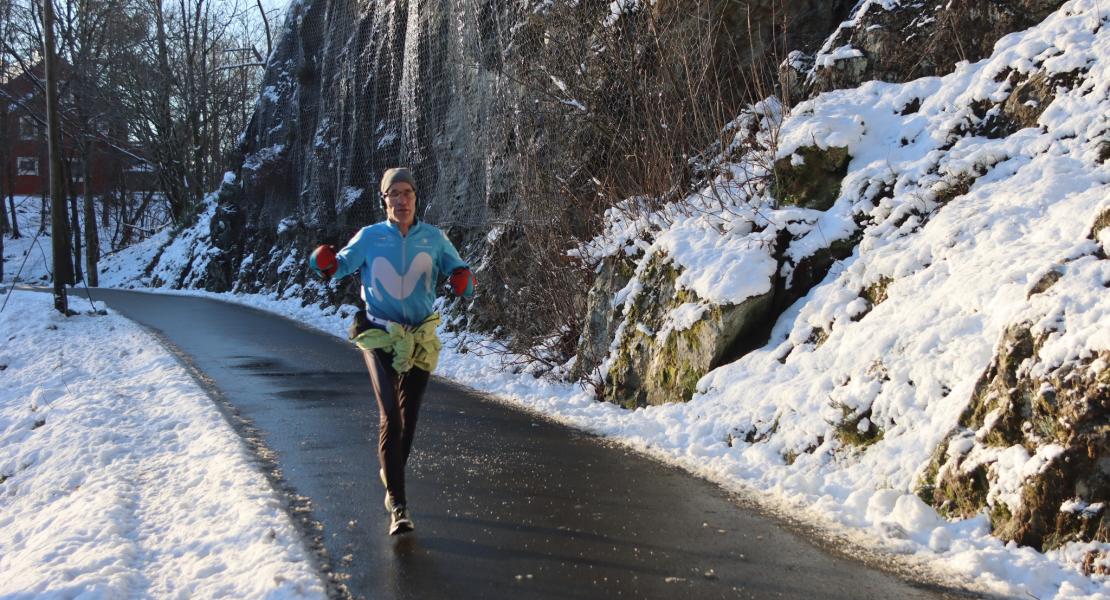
[{"xmin": 386, "ymin": 189, "xmax": 415, "ymax": 200}]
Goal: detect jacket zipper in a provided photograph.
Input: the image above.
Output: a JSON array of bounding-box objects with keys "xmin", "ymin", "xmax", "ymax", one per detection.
[{"xmin": 400, "ymin": 225, "xmax": 408, "ymax": 324}]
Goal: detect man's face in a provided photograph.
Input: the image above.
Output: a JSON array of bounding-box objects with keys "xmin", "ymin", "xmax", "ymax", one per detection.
[{"xmin": 384, "ymin": 182, "xmax": 416, "ymax": 227}]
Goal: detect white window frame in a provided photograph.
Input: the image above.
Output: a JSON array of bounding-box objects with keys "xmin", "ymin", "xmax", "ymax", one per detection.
[
  {"xmin": 17, "ymin": 156, "xmax": 39, "ymax": 176},
  {"xmin": 19, "ymin": 116, "xmax": 40, "ymax": 140}
]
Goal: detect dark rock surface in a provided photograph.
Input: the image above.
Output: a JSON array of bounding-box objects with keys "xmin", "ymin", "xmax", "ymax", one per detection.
[
  {"xmin": 804, "ymin": 0, "xmax": 1068, "ymax": 95},
  {"xmin": 194, "ymin": 0, "xmax": 858, "ymax": 309}
]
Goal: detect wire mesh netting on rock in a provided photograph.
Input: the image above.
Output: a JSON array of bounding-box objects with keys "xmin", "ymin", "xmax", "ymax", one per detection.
[{"xmin": 227, "ymin": 0, "xmax": 834, "ymax": 363}]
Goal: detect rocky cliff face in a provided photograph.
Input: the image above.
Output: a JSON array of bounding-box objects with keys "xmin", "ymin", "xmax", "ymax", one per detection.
[
  {"xmin": 204, "ymin": 0, "xmax": 522, "ymax": 308},
  {"xmin": 190, "ymin": 0, "xmax": 858, "ymax": 312},
  {"xmin": 922, "ymin": 209, "xmax": 1110, "ymax": 555},
  {"xmin": 160, "ymin": 0, "xmax": 1079, "ymax": 415}
]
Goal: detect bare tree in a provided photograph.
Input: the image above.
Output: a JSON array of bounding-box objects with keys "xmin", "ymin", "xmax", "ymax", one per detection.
[
  {"xmin": 2, "ymin": 0, "xmax": 273, "ymax": 264},
  {"xmin": 44, "ymin": 0, "xmax": 71, "ymax": 310},
  {"xmin": 0, "ymin": 0, "xmax": 18, "ymax": 242},
  {"xmin": 254, "ymin": 0, "xmax": 270, "ymax": 58},
  {"xmin": 53, "ymin": 0, "xmax": 142, "ymax": 285},
  {"xmin": 107, "ymin": 0, "xmax": 268, "ymax": 225}
]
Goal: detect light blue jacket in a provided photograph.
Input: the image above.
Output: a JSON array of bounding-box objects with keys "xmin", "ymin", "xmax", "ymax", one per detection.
[{"xmin": 333, "ymin": 220, "xmax": 468, "ymax": 326}]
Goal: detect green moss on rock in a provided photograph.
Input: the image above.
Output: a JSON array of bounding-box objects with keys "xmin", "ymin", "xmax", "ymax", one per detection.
[
  {"xmin": 575, "ymin": 253, "xmax": 637, "ymax": 381},
  {"xmin": 957, "ymin": 325, "xmax": 1035, "ymax": 436},
  {"xmin": 915, "ymin": 439, "xmax": 950, "ymax": 507},
  {"xmin": 834, "ymin": 406, "xmax": 884, "ymax": 448},
  {"xmin": 934, "ymin": 462, "xmax": 991, "ymax": 520},
  {"xmin": 773, "ymin": 146, "xmax": 851, "ymax": 211},
  {"xmin": 862, "ymin": 276, "xmax": 894, "ymax": 306},
  {"xmin": 604, "ymin": 251, "xmax": 775, "ymax": 408}
]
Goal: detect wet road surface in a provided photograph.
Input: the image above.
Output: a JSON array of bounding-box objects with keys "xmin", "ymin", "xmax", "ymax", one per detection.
[{"xmin": 81, "ymin": 288, "xmax": 972, "ymax": 600}]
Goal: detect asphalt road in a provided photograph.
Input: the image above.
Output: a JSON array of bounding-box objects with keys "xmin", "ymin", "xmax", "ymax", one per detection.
[{"xmin": 80, "ymin": 288, "xmax": 972, "ymax": 600}]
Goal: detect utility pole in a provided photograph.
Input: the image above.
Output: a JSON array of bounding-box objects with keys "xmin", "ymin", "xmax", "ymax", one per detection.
[{"xmin": 44, "ymin": 0, "xmax": 71, "ymax": 313}]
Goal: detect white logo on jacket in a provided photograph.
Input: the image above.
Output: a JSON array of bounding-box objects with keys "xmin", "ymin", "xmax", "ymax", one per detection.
[{"xmin": 369, "ymin": 252, "xmax": 434, "ymax": 301}]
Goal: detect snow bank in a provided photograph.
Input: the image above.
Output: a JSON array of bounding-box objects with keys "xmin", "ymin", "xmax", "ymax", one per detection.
[{"xmin": 0, "ymin": 290, "xmax": 325, "ymax": 599}]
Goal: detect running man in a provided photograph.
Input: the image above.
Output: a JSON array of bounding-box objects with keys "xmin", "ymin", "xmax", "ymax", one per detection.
[{"xmin": 309, "ymin": 167, "xmax": 476, "ymax": 535}]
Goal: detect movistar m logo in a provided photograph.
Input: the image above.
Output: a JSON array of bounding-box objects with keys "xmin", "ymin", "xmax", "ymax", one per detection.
[{"xmin": 369, "ymin": 252, "xmax": 434, "ymax": 301}]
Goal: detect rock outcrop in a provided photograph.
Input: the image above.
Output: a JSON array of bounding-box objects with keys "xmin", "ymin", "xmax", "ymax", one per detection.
[
  {"xmin": 772, "ymin": 145, "xmax": 850, "ymax": 211},
  {"xmin": 919, "ymin": 210, "xmax": 1110, "ymax": 562},
  {"xmin": 574, "ymin": 254, "xmax": 636, "ymax": 383},
  {"xmin": 923, "ymin": 329, "xmax": 1108, "ymax": 552},
  {"xmin": 787, "ymin": 0, "xmax": 1068, "ymax": 98},
  {"xmin": 603, "ymin": 252, "xmax": 775, "ymax": 407}
]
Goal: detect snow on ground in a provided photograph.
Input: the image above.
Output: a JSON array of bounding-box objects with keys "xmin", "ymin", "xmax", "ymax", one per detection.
[
  {"xmin": 83, "ymin": 173, "xmax": 1110, "ymax": 600},
  {"xmin": 1, "ymin": 193, "xmax": 175, "ymax": 290},
  {"xmin": 0, "ymin": 290, "xmax": 325, "ymax": 598},
  {"xmin": 1, "ymin": 196, "xmax": 55, "ymax": 287}
]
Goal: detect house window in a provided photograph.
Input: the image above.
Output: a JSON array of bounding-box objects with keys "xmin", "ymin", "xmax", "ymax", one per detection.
[
  {"xmin": 70, "ymin": 159, "xmax": 85, "ymax": 183},
  {"xmin": 19, "ymin": 116, "xmax": 41, "ymax": 140},
  {"xmin": 17, "ymin": 157, "xmax": 39, "ymax": 176}
]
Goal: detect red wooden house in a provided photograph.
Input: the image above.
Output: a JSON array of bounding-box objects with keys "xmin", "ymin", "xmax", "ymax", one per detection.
[{"xmin": 1, "ymin": 62, "xmax": 138, "ymax": 198}]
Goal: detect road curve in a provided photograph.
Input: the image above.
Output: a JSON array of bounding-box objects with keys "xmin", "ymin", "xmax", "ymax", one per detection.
[{"xmin": 81, "ymin": 288, "xmax": 972, "ymax": 600}]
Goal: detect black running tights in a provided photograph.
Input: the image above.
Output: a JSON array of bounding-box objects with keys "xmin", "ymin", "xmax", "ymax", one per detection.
[{"xmin": 362, "ymin": 348, "xmax": 430, "ymax": 507}]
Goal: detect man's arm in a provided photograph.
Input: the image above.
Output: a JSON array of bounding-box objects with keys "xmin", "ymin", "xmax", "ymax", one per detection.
[
  {"xmin": 436, "ymin": 230, "xmax": 475, "ymax": 297},
  {"xmin": 333, "ymin": 228, "xmax": 369, "ymax": 280},
  {"xmin": 310, "ymin": 227, "xmax": 368, "ymax": 280}
]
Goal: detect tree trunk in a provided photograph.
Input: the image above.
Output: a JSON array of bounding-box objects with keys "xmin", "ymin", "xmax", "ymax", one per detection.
[
  {"xmin": 6, "ymin": 156, "xmax": 18, "ymax": 236},
  {"xmin": 84, "ymin": 144, "xmax": 98, "ymax": 286},
  {"xmin": 44, "ymin": 0, "xmax": 71, "ymax": 311},
  {"xmin": 110, "ymin": 183, "xmax": 126, "ymax": 249},
  {"xmin": 0, "ymin": 51, "xmax": 9, "ymax": 238},
  {"xmin": 255, "ymin": 0, "xmax": 271, "ymax": 60},
  {"xmin": 69, "ymin": 164, "xmax": 83, "ymax": 284},
  {"xmin": 0, "ymin": 189, "xmax": 7, "ymax": 233},
  {"xmin": 102, "ymin": 188, "xmax": 111, "ymax": 231},
  {"xmin": 111, "ymin": 190, "xmax": 125, "ymax": 249},
  {"xmin": 0, "ymin": 0, "xmax": 9, "ymax": 242},
  {"xmin": 153, "ymin": 0, "xmax": 190, "ymax": 224}
]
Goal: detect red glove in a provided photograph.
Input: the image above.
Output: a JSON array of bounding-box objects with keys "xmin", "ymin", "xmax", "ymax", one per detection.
[
  {"xmin": 449, "ymin": 268, "xmax": 475, "ymax": 297},
  {"xmin": 310, "ymin": 245, "xmax": 338, "ymax": 279}
]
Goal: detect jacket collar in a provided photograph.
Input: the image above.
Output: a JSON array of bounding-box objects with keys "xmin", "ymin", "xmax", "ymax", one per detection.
[{"xmin": 384, "ymin": 218, "xmax": 421, "ymax": 236}]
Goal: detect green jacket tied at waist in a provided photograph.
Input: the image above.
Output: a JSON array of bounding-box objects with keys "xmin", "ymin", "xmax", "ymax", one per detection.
[{"xmin": 352, "ymin": 312, "xmax": 442, "ymax": 374}]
